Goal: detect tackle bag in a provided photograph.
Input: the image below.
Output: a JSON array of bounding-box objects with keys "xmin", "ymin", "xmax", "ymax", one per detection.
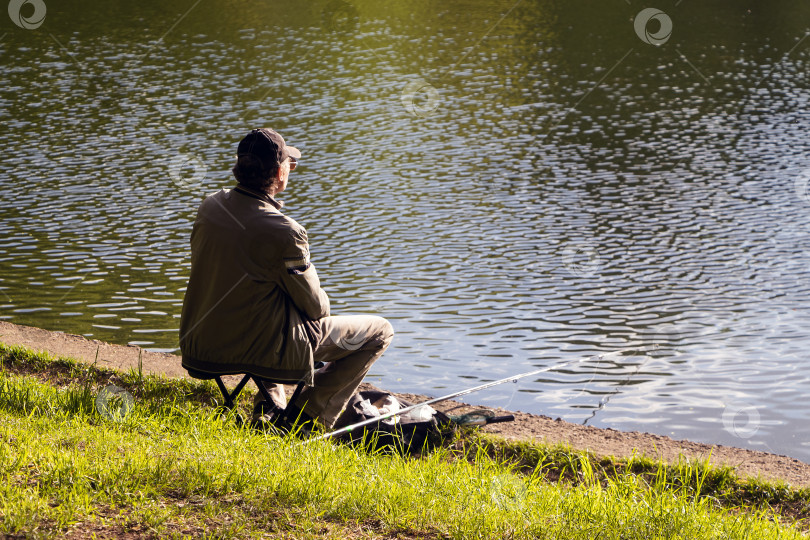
[{"xmin": 331, "ymin": 389, "xmax": 455, "ymax": 454}]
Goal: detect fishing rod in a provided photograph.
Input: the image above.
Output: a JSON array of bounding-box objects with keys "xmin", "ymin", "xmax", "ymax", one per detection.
[{"xmin": 310, "ymin": 347, "xmax": 643, "ymax": 443}]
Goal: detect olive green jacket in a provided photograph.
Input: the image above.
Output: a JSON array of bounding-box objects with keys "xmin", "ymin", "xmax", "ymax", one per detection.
[{"xmin": 179, "ymin": 185, "xmax": 330, "ymax": 385}]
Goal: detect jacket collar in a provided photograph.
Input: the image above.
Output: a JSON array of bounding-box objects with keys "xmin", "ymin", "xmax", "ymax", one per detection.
[{"xmin": 233, "ymin": 183, "xmax": 283, "ymax": 210}]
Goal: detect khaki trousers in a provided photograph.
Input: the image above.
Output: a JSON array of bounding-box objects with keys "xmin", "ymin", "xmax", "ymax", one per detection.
[{"xmin": 256, "ymin": 314, "xmax": 394, "ymax": 428}]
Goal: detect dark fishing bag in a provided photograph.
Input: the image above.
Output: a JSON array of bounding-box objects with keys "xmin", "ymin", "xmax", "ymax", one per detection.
[{"xmin": 331, "ymin": 389, "xmax": 456, "ymax": 454}]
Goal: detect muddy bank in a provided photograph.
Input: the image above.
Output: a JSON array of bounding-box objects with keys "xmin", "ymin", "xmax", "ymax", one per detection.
[{"xmin": 2, "ymin": 320, "xmax": 809, "ymax": 488}]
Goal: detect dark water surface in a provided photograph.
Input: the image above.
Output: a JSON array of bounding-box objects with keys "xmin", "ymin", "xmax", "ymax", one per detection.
[{"xmin": 2, "ymin": 0, "xmax": 810, "ymax": 459}]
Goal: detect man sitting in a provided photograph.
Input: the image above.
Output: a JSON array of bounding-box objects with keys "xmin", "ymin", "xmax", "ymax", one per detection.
[{"xmin": 180, "ymin": 128, "xmax": 393, "ymax": 432}]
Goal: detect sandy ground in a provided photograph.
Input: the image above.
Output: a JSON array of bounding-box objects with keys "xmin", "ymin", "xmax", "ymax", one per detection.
[{"xmin": 2, "ymin": 320, "xmax": 809, "ymax": 488}]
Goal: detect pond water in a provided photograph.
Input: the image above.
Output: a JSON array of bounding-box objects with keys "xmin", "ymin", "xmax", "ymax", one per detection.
[{"xmin": 2, "ymin": 0, "xmax": 810, "ymax": 460}]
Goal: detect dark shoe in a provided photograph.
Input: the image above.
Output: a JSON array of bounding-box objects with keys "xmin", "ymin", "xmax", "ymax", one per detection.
[
  {"xmin": 279, "ymin": 406, "xmax": 319, "ymax": 439},
  {"xmin": 250, "ymin": 401, "xmax": 284, "ymax": 431}
]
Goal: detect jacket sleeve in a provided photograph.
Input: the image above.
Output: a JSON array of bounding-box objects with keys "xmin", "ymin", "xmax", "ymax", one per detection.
[{"xmin": 280, "ymin": 227, "xmax": 330, "ymax": 320}]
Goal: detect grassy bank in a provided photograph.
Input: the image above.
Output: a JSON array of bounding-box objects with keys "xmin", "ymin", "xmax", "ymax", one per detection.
[{"xmin": 0, "ymin": 343, "xmax": 808, "ymax": 539}]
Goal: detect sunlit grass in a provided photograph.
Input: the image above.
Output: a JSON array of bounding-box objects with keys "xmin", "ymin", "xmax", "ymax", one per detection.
[{"xmin": 0, "ymin": 342, "xmax": 808, "ymax": 539}]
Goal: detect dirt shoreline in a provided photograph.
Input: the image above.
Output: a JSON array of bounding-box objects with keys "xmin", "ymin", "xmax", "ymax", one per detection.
[{"xmin": 2, "ymin": 320, "xmax": 809, "ymax": 488}]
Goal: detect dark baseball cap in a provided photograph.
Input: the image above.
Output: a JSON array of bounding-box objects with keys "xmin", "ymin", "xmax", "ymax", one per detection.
[{"xmin": 237, "ymin": 128, "xmax": 301, "ymax": 165}]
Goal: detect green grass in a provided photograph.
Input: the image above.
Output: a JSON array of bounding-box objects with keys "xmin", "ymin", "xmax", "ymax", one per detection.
[
  {"xmin": 0, "ymin": 342, "xmax": 808, "ymax": 539},
  {"xmin": 461, "ymin": 435, "xmax": 810, "ymax": 525}
]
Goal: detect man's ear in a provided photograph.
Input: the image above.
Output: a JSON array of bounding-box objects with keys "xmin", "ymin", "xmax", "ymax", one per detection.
[{"xmin": 269, "ymin": 165, "xmax": 283, "ymax": 189}]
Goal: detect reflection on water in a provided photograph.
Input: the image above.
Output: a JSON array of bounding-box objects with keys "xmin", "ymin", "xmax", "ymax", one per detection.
[{"xmin": 1, "ymin": 0, "xmax": 810, "ymax": 460}]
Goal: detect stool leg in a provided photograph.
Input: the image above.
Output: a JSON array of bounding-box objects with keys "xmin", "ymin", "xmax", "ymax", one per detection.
[
  {"xmin": 213, "ymin": 377, "xmax": 234, "ymax": 409},
  {"xmin": 214, "ymin": 375, "xmax": 251, "ymax": 409},
  {"xmin": 281, "ymin": 380, "xmax": 308, "ymax": 424},
  {"xmin": 230, "ymin": 374, "xmax": 252, "ymax": 404},
  {"xmin": 252, "ymin": 377, "xmax": 280, "ymax": 407}
]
